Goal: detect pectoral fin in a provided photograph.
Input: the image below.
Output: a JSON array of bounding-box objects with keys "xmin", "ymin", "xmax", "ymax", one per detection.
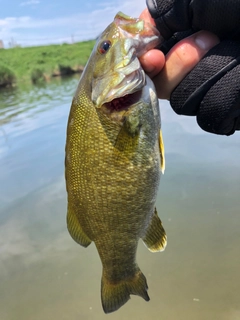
[
  {"xmin": 67, "ymin": 206, "xmax": 92, "ymax": 247},
  {"xmin": 114, "ymin": 122, "xmax": 139, "ymax": 155},
  {"xmin": 159, "ymin": 129, "xmax": 165, "ymax": 174},
  {"xmin": 142, "ymin": 208, "xmax": 167, "ymax": 252}
]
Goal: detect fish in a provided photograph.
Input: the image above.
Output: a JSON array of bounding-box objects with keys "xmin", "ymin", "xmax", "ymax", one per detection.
[{"xmin": 65, "ymin": 11, "xmax": 167, "ymax": 314}]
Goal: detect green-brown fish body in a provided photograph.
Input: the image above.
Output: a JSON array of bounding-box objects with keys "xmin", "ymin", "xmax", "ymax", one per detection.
[{"xmin": 65, "ymin": 12, "xmax": 166, "ymax": 313}]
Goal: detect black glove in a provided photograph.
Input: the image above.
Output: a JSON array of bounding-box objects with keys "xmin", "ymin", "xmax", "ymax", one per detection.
[{"xmin": 146, "ymin": 0, "xmax": 240, "ymax": 135}]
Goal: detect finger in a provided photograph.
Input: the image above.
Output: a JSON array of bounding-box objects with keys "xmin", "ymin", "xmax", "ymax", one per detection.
[
  {"xmin": 140, "ymin": 49, "xmax": 165, "ymax": 78},
  {"xmin": 153, "ymin": 31, "xmax": 220, "ymax": 100},
  {"xmin": 139, "ymin": 9, "xmax": 165, "ymax": 78},
  {"xmin": 139, "ymin": 8, "xmax": 156, "ymax": 26}
]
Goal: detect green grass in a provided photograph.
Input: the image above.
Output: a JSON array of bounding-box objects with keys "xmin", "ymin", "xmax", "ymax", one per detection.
[
  {"xmin": 0, "ymin": 64, "xmax": 16, "ymax": 87},
  {"xmin": 0, "ymin": 40, "xmax": 95, "ymax": 86}
]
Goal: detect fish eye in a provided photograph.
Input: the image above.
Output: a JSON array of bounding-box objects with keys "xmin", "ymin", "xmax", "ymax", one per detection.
[{"xmin": 98, "ymin": 40, "xmax": 111, "ymax": 54}]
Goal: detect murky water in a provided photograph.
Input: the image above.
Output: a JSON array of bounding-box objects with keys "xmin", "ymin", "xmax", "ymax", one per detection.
[{"xmin": 0, "ymin": 77, "xmax": 240, "ymax": 320}]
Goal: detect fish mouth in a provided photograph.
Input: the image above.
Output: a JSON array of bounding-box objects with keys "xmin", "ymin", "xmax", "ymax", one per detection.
[
  {"xmin": 93, "ymin": 55, "xmax": 146, "ymax": 108},
  {"xmin": 104, "ymin": 90, "xmax": 142, "ymax": 112}
]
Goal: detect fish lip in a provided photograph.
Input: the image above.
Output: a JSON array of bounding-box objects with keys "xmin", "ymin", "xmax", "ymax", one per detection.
[
  {"xmin": 116, "ymin": 12, "xmax": 162, "ymax": 56},
  {"xmin": 115, "ymin": 11, "xmax": 162, "ymax": 51}
]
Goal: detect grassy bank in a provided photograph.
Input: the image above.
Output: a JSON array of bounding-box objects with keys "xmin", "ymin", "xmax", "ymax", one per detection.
[{"xmin": 0, "ymin": 40, "xmax": 95, "ymax": 87}]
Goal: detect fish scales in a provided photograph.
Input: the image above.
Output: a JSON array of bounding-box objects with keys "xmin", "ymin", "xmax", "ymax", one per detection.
[{"xmin": 65, "ymin": 12, "xmax": 167, "ymax": 313}]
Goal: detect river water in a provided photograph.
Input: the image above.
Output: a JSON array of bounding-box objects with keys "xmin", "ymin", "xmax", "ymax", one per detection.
[{"xmin": 0, "ymin": 77, "xmax": 239, "ymax": 320}]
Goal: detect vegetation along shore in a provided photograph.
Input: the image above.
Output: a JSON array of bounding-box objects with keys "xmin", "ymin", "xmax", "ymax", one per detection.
[{"xmin": 0, "ymin": 40, "xmax": 95, "ymax": 88}]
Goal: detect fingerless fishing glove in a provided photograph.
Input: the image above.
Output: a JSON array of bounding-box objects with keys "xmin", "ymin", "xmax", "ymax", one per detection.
[{"xmin": 147, "ymin": 0, "xmax": 240, "ymax": 135}]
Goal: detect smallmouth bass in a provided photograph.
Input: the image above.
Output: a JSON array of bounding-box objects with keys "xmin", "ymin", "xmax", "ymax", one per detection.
[{"xmin": 65, "ymin": 12, "xmax": 167, "ymax": 313}]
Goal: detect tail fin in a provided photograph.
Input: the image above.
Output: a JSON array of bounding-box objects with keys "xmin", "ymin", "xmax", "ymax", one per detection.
[{"xmin": 101, "ymin": 267, "xmax": 149, "ymax": 314}]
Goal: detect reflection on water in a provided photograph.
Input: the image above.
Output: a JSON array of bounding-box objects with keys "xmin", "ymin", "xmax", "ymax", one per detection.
[
  {"xmin": 0, "ymin": 77, "xmax": 78, "ymax": 210},
  {"xmin": 0, "ymin": 77, "xmax": 240, "ymax": 320}
]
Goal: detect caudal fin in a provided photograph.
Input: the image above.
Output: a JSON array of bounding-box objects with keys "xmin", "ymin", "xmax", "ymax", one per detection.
[{"xmin": 101, "ymin": 267, "xmax": 149, "ymax": 314}]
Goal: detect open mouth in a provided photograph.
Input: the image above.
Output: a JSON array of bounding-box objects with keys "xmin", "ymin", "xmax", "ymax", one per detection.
[{"xmin": 104, "ymin": 90, "xmax": 142, "ymax": 112}]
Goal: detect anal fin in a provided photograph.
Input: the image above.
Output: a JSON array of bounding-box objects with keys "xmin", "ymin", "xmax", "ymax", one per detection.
[
  {"xmin": 67, "ymin": 206, "xmax": 92, "ymax": 247},
  {"xmin": 142, "ymin": 208, "xmax": 167, "ymax": 252}
]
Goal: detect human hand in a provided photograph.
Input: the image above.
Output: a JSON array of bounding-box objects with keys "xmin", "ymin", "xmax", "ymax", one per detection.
[
  {"xmin": 139, "ymin": 9, "xmax": 219, "ymax": 100},
  {"xmin": 140, "ymin": 0, "xmax": 240, "ymax": 135}
]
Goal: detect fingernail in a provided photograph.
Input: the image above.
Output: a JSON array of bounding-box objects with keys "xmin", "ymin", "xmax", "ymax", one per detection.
[{"xmin": 195, "ymin": 32, "xmax": 219, "ymax": 51}]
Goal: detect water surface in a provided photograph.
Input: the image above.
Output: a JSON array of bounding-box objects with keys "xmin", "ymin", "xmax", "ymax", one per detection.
[{"xmin": 0, "ymin": 77, "xmax": 240, "ymax": 320}]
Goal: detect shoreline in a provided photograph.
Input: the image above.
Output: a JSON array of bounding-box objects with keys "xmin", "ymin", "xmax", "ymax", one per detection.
[
  {"xmin": 0, "ymin": 40, "xmax": 94, "ymax": 88},
  {"xmin": 0, "ymin": 65, "xmax": 85, "ymax": 88}
]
